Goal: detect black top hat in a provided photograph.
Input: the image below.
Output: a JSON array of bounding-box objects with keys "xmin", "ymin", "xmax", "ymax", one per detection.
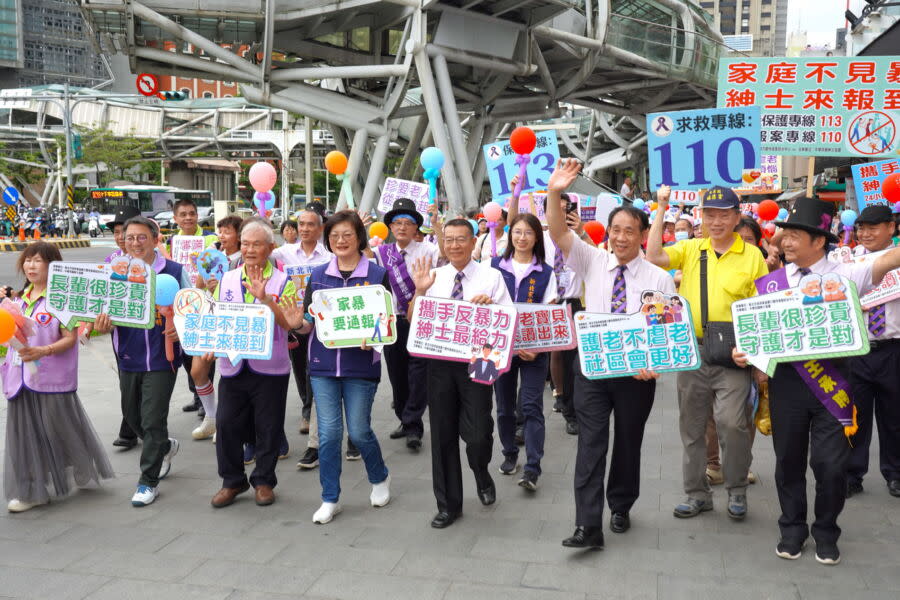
[
  {"xmin": 856, "ymin": 204, "xmax": 893, "ymax": 225},
  {"xmin": 774, "ymin": 196, "xmax": 839, "ymax": 244},
  {"xmin": 110, "ymin": 205, "xmax": 141, "ymax": 226},
  {"xmin": 384, "ymin": 198, "xmax": 423, "ymax": 227}
]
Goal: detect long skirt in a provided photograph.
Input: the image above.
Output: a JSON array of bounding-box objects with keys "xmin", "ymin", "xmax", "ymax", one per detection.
[{"xmin": 4, "ymin": 389, "xmax": 114, "ymax": 504}]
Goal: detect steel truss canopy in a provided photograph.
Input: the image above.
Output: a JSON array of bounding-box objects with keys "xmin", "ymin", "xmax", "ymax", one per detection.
[{"xmin": 79, "ymin": 0, "xmax": 725, "ymax": 213}]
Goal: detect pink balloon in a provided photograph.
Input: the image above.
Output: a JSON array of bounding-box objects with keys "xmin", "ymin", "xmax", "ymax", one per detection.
[
  {"xmin": 483, "ymin": 201, "xmax": 503, "ymax": 222},
  {"xmin": 249, "ymin": 162, "xmax": 277, "ymax": 193}
]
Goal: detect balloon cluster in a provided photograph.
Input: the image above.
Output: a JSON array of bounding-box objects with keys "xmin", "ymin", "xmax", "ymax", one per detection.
[
  {"xmin": 368, "ymin": 222, "xmax": 388, "ymax": 248},
  {"xmin": 420, "ymin": 147, "xmax": 444, "ymax": 205},
  {"xmin": 0, "ymin": 302, "xmax": 38, "ymax": 374},
  {"xmin": 155, "ymin": 274, "xmax": 180, "ymax": 363},
  {"xmin": 840, "ymin": 209, "xmax": 857, "ymax": 245},
  {"xmin": 509, "ymin": 127, "xmax": 537, "ymax": 198},
  {"xmin": 248, "ymin": 162, "xmax": 277, "ymax": 218},
  {"xmin": 325, "ymin": 151, "xmax": 354, "ymax": 209},
  {"xmin": 483, "ymin": 201, "xmax": 503, "ymax": 257}
]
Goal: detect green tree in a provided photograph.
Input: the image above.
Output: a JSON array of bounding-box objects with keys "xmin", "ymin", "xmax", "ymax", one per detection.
[
  {"xmin": 59, "ymin": 127, "xmax": 157, "ymax": 187},
  {"xmin": 0, "ymin": 143, "xmax": 47, "ymax": 187}
]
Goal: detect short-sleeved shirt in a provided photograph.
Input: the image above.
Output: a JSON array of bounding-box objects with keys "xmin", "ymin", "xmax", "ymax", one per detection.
[
  {"xmin": 848, "ymin": 247, "xmax": 900, "ymax": 341},
  {"xmin": 664, "ymin": 234, "xmax": 768, "ymax": 336},
  {"xmin": 475, "ymin": 231, "xmax": 508, "ymax": 262},
  {"xmin": 565, "ymin": 231, "xmax": 675, "ymax": 313},
  {"xmin": 213, "ymin": 261, "xmax": 297, "ymax": 303},
  {"xmin": 543, "ymin": 231, "xmax": 583, "ymax": 299},
  {"xmin": 272, "ymin": 241, "xmax": 331, "ymax": 267},
  {"xmin": 424, "ymin": 260, "xmax": 513, "ymax": 305}
]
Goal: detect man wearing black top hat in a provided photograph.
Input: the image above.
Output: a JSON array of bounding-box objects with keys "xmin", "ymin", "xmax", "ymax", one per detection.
[
  {"xmin": 373, "ymin": 198, "xmax": 438, "ymax": 450},
  {"xmin": 847, "ymin": 205, "xmax": 900, "ymax": 500},
  {"xmin": 733, "ymin": 197, "xmax": 900, "ymax": 565},
  {"xmin": 106, "ymin": 205, "xmax": 143, "ymax": 449}
]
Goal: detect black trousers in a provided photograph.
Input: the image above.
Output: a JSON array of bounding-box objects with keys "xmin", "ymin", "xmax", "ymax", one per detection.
[
  {"xmin": 288, "ymin": 333, "xmax": 313, "ymax": 420},
  {"xmin": 182, "ymin": 353, "xmax": 216, "ymax": 402},
  {"xmin": 427, "ymin": 360, "xmax": 494, "ymax": 514},
  {"xmin": 848, "ymin": 341, "xmax": 900, "ymax": 485},
  {"xmin": 573, "ymin": 364, "xmax": 655, "ymax": 527},
  {"xmin": 558, "ymin": 298, "xmax": 583, "ymax": 424},
  {"xmin": 384, "ymin": 317, "xmax": 428, "ymax": 436},
  {"xmin": 216, "ymin": 366, "xmax": 289, "ymax": 489},
  {"xmin": 770, "ymin": 363, "xmax": 850, "ymax": 545}
]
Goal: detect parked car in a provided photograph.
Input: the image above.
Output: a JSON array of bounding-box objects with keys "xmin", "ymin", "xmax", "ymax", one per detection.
[
  {"xmin": 152, "ymin": 210, "xmax": 174, "ymax": 231},
  {"xmin": 269, "ymin": 208, "xmax": 285, "ymax": 228},
  {"xmin": 198, "ymin": 206, "xmax": 215, "ymax": 228}
]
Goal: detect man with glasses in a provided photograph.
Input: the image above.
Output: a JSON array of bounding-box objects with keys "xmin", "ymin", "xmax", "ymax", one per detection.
[
  {"xmin": 646, "ymin": 186, "xmax": 768, "ymax": 522},
  {"xmin": 94, "ymin": 216, "xmax": 191, "ymax": 506},
  {"xmin": 374, "ymin": 198, "xmax": 439, "ymax": 451},
  {"xmin": 409, "ymin": 218, "xmax": 513, "ymax": 529}
]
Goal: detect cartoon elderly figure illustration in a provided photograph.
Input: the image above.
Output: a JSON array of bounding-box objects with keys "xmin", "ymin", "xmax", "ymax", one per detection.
[
  {"xmin": 127, "ymin": 259, "xmax": 147, "ymax": 284},
  {"xmin": 821, "ymin": 273, "xmax": 847, "ymax": 302},
  {"xmin": 799, "ymin": 273, "xmax": 823, "ymax": 304},
  {"xmin": 109, "ymin": 256, "xmax": 130, "ymax": 281}
]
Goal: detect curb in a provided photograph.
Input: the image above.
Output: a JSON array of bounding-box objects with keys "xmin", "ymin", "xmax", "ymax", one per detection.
[{"xmin": 0, "ymin": 239, "xmax": 92, "ymax": 252}]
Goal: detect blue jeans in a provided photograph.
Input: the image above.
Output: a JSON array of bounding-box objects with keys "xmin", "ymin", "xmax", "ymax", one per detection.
[
  {"xmin": 494, "ymin": 354, "xmax": 548, "ymax": 475},
  {"xmin": 311, "ymin": 376, "xmax": 389, "ymax": 503}
]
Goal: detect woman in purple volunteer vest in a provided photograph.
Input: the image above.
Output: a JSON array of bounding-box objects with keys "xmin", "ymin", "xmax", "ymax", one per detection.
[
  {"xmin": 0, "ymin": 242, "xmax": 114, "ymax": 512},
  {"xmin": 287, "ymin": 210, "xmax": 391, "ymax": 524},
  {"xmin": 209, "ymin": 219, "xmax": 298, "ymax": 509},
  {"xmin": 490, "ymin": 213, "xmax": 557, "ymax": 491}
]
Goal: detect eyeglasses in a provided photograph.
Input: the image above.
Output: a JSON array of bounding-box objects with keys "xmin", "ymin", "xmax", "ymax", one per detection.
[
  {"xmin": 444, "ymin": 236, "xmax": 472, "ymax": 246},
  {"xmin": 511, "ymin": 229, "xmax": 536, "ymax": 238},
  {"xmin": 328, "ymin": 232, "xmax": 356, "ymax": 242},
  {"xmin": 125, "ymin": 234, "xmax": 150, "ymax": 243}
]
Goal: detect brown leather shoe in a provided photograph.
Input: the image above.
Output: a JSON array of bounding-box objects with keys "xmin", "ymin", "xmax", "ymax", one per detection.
[
  {"xmin": 255, "ymin": 485, "xmax": 275, "ymax": 506},
  {"xmin": 210, "ymin": 482, "xmax": 250, "ymax": 508}
]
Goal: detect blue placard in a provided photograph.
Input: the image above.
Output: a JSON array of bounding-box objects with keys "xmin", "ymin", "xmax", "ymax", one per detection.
[
  {"xmin": 647, "ymin": 106, "xmax": 761, "ymax": 191},
  {"xmin": 482, "ymin": 130, "xmax": 560, "ymax": 202},
  {"xmin": 850, "ymin": 158, "xmax": 899, "ymax": 208},
  {"xmin": 2, "ymin": 186, "xmax": 19, "ymax": 206}
]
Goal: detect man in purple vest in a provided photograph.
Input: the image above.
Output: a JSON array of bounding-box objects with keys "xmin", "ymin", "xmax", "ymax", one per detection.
[
  {"xmin": 94, "ymin": 216, "xmax": 190, "ymax": 507},
  {"xmin": 374, "ymin": 198, "xmax": 439, "ymax": 450},
  {"xmin": 210, "ymin": 219, "xmax": 297, "ymax": 508}
]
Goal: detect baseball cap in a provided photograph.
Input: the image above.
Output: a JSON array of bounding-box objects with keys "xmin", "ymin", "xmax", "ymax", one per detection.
[
  {"xmin": 702, "ymin": 186, "xmax": 740, "ymax": 210},
  {"xmin": 855, "ymin": 205, "xmax": 893, "ymax": 225}
]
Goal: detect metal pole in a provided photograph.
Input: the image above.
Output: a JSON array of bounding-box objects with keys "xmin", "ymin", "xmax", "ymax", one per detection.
[
  {"xmin": 396, "ymin": 115, "xmax": 428, "ymax": 180},
  {"xmin": 56, "ymin": 146, "xmax": 65, "ymax": 208},
  {"xmin": 338, "ymin": 129, "xmax": 368, "ymax": 210},
  {"xmin": 305, "ymin": 116, "xmax": 313, "ymax": 207},
  {"xmin": 432, "ymin": 53, "xmax": 478, "ymax": 212},
  {"xmin": 63, "ymin": 83, "xmax": 73, "ymax": 204},
  {"xmin": 360, "ymin": 134, "xmax": 390, "ymax": 213}
]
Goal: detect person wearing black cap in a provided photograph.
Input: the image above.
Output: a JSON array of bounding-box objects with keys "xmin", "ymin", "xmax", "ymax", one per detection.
[
  {"xmin": 733, "ymin": 197, "xmax": 900, "ymax": 565},
  {"xmin": 847, "ymin": 205, "xmax": 900, "ymax": 500},
  {"xmin": 648, "ymin": 185, "xmax": 767, "ymax": 523},
  {"xmin": 374, "ymin": 198, "xmax": 438, "ymax": 450},
  {"xmin": 105, "ymin": 205, "xmax": 143, "ymax": 449}
]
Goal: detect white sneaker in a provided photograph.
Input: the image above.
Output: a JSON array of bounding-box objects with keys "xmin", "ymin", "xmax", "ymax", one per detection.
[
  {"xmin": 312, "ymin": 502, "xmax": 342, "ymax": 524},
  {"xmin": 131, "ymin": 485, "xmax": 158, "ymax": 507},
  {"xmin": 212, "ymin": 432, "xmax": 216, "ymax": 444},
  {"xmin": 7, "ymin": 499, "xmax": 40, "ymax": 512},
  {"xmin": 370, "ymin": 474, "xmax": 391, "ymax": 507},
  {"xmin": 192, "ymin": 417, "xmax": 216, "ymax": 440},
  {"xmin": 159, "ymin": 438, "xmax": 179, "ymax": 480}
]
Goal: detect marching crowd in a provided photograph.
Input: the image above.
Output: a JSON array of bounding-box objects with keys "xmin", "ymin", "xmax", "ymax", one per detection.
[{"xmin": 2, "ymin": 158, "xmax": 900, "ymax": 567}]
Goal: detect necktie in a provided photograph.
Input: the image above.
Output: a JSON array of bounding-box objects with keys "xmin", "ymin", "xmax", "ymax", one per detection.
[
  {"xmin": 552, "ymin": 240, "xmax": 566, "ymax": 298},
  {"xmin": 798, "ymin": 267, "xmax": 811, "ymax": 276},
  {"xmin": 451, "ymin": 271, "xmax": 464, "ymax": 300},
  {"xmin": 611, "ymin": 265, "xmax": 627, "ymax": 314},
  {"xmin": 868, "ymin": 304, "xmax": 886, "ymax": 337}
]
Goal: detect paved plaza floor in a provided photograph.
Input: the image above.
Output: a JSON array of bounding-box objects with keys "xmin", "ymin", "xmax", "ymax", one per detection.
[{"xmin": 0, "ymin": 248, "xmax": 898, "ymax": 600}]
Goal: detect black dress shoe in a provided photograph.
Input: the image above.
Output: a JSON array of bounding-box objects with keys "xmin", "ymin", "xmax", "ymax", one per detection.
[
  {"xmin": 112, "ymin": 437, "xmax": 137, "ymax": 449},
  {"xmin": 847, "ymin": 481, "xmax": 864, "ymax": 498},
  {"xmin": 610, "ymin": 511, "xmax": 631, "ymax": 533},
  {"xmin": 406, "ymin": 434, "xmax": 422, "ymax": 450},
  {"xmin": 431, "ymin": 511, "xmax": 459, "ymax": 528},
  {"xmin": 562, "ymin": 526, "xmax": 604, "ymax": 549},
  {"xmin": 888, "ymin": 479, "xmax": 900, "ymax": 498},
  {"xmin": 477, "ymin": 476, "xmax": 496, "ymax": 506},
  {"xmin": 389, "ymin": 425, "xmax": 407, "ymax": 439},
  {"xmin": 565, "ymin": 420, "xmax": 579, "ymax": 435},
  {"xmin": 182, "ymin": 399, "xmax": 200, "ymax": 412}
]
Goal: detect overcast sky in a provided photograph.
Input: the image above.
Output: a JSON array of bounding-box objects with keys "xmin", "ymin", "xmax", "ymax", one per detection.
[{"xmin": 786, "ymin": 0, "xmax": 868, "ymax": 45}]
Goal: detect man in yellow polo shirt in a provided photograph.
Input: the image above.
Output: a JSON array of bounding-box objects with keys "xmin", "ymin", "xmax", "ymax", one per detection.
[{"xmin": 647, "ymin": 185, "xmax": 767, "ymax": 521}]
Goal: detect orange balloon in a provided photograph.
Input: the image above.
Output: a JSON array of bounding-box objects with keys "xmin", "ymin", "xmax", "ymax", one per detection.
[
  {"xmin": 324, "ymin": 151, "xmax": 348, "ymax": 175},
  {"xmin": 650, "ymin": 202, "xmax": 658, "ymax": 211},
  {"xmin": 369, "ymin": 222, "xmax": 389, "ymax": 241},
  {"xmin": 583, "ymin": 221, "xmax": 606, "ymax": 244},
  {"xmin": 0, "ymin": 309, "xmax": 15, "ymax": 345}
]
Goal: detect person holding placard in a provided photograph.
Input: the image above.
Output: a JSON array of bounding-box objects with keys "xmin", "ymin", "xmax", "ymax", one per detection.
[
  {"xmin": 0, "ymin": 243, "xmax": 114, "ymax": 512},
  {"xmin": 732, "ymin": 198, "xmax": 900, "ymax": 565},
  {"xmin": 409, "ymin": 218, "xmax": 513, "ymax": 529},
  {"xmin": 846, "ymin": 205, "xmax": 900, "ymax": 500},
  {"xmin": 546, "ymin": 159, "xmax": 675, "ymax": 549},
  {"xmin": 490, "ymin": 213, "xmax": 556, "ymax": 490},
  {"xmin": 93, "ymin": 216, "xmax": 190, "ymax": 507},
  {"xmin": 209, "ymin": 220, "xmax": 297, "ymax": 509},
  {"xmin": 374, "ymin": 198, "xmax": 439, "ymax": 451},
  {"xmin": 647, "ymin": 185, "xmax": 767, "ymax": 523},
  {"xmin": 285, "ymin": 210, "xmax": 391, "ymax": 524}
]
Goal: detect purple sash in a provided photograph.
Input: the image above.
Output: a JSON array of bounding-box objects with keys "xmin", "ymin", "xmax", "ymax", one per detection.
[
  {"xmin": 379, "ymin": 243, "xmax": 416, "ymax": 314},
  {"xmin": 755, "ymin": 268, "xmax": 857, "ymax": 435}
]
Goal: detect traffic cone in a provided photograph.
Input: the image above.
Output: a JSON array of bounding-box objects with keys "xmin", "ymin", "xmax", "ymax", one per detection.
[
  {"xmin": 18, "ymin": 227, "xmax": 24, "ymax": 241},
  {"xmin": 33, "ymin": 228, "xmax": 40, "ymax": 240}
]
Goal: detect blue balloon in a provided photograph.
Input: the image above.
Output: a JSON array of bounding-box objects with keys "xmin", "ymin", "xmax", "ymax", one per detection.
[
  {"xmin": 420, "ymin": 146, "xmax": 445, "ymax": 171},
  {"xmin": 777, "ymin": 208, "xmax": 789, "ymax": 221},
  {"xmin": 254, "ymin": 191, "xmax": 274, "ymax": 210},
  {"xmin": 467, "ymin": 219, "xmax": 479, "ymax": 236},
  {"xmin": 840, "ymin": 209, "xmax": 857, "ymax": 227},
  {"xmin": 633, "ymin": 199, "xmax": 646, "ymax": 210},
  {"xmin": 155, "ymin": 274, "xmax": 180, "ymax": 306}
]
